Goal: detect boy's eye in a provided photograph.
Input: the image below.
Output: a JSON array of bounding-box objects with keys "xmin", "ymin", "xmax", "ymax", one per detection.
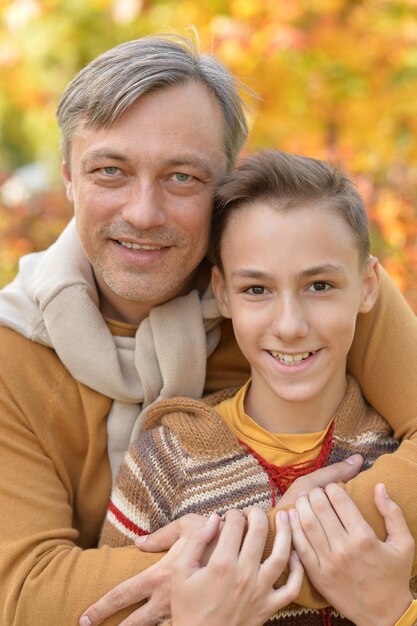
[
  {"xmin": 309, "ymin": 281, "xmax": 331, "ymax": 292},
  {"xmin": 245, "ymin": 286, "xmax": 267, "ymax": 295}
]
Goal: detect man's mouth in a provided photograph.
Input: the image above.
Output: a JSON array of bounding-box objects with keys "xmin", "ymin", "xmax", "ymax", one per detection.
[
  {"xmin": 268, "ymin": 350, "xmax": 317, "ymax": 365},
  {"xmin": 118, "ymin": 241, "xmax": 163, "ymax": 251}
]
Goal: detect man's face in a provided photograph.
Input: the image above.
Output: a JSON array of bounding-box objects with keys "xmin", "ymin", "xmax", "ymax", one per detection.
[
  {"xmin": 212, "ymin": 202, "xmax": 379, "ymax": 431},
  {"xmin": 63, "ymin": 82, "xmax": 228, "ymax": 323}
]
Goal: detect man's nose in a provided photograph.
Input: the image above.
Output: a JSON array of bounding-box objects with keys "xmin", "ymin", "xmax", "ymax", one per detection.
[{"xmin": 120, "ymin": 181, "xmax": 167, "ymax": 230}]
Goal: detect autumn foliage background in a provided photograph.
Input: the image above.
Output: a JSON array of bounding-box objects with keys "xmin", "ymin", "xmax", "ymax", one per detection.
[{"xmin": 0, "ymin": 0, "xmax": 416, "ymax": 310}]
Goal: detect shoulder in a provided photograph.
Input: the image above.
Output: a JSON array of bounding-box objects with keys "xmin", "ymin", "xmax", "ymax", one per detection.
[
  {"xmin": 0, "ymin": 326, "xmax": 66, "ymax": 404},
  {"xmin": 144, "ymin": 396, "xmax": 243, "ymax": 458},
  {"xmin": 0, "ymin": 326, "xmax": 110, "ymax": 430}
]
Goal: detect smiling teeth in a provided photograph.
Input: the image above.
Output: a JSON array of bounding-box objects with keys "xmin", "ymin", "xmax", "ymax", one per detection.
[
  {"xmin": 119, "ymin": 241, "xmax": 161, "ymax": 250},
  {"xmin": 269, "ymin": 351, "xmax": 315, "ymax": 365}
]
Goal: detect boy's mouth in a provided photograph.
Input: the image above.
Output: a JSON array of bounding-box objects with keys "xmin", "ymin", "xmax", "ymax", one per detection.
[{"xmin": 268, "ymin": 350, "xmax": 317, "ymax": 365}]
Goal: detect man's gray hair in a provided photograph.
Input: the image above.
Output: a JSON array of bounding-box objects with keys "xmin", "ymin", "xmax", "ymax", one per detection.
[{"xmin": 56, "ymin": 34, "xmax": 249, "ymax": 169}]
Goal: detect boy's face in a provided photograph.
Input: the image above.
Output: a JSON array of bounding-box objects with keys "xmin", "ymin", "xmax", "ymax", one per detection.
[{"xmin": 212, "ymin": 201, "xmax": 379, "ymax": 428}]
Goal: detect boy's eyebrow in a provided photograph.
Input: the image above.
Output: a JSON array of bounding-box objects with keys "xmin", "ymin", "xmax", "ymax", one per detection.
[
  {"xmin": 230, "ymin": 269, "xmax": 272, "ymax": 280},
  {"xmin": 300, "ymin": 264, "xmax": 346, "ymax": 277},
  {"xmin": 230, "ymin": 265, "xmax": 346, "ymax": 280}
]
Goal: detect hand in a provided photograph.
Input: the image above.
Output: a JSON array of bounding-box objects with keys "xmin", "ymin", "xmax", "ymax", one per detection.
[
  {"xmin": 79, "ymin": 514, "xmax": 209, "ymax": 626},
  {"xmin": 289, "ymin": 483, "xmax": 414, "ymax": 626},
  {"xmin": 171, "ymin": 507, "xmax": 304, "ymax": 626},
  {"xmin": 276, "ymin": 454, "xmax": 364, "ymax": 510}
]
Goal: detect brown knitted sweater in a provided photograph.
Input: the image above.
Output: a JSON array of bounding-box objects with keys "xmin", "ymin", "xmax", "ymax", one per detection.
[{"xmin": 101, "ymin": 377, "xmax": 411, "ymax": 625}]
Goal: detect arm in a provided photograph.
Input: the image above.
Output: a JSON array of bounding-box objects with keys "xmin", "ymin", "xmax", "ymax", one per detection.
[
  {"xmin": 0, "ymin": 329, "xmax": 164, "ymax": 626},
  {"xmin": 348, "ymin": 265, "xmax": 417, "ymax": 436},
  {"xmin": 289, "ymin": 483, "xmax": 415, "ymax": 626}
]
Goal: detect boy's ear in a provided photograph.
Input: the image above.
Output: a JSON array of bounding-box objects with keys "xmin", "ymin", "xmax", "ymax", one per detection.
[
  {"xmin": 211, "ymin": 266, "xmax": 231, "ymax": 318},
  {"xmin": 61, "ymin": 162, "xmax": 74, "ymax": 203},
  {"xmin": 359, "ymin": 256, "xmax": 380, "ymax": 313}
]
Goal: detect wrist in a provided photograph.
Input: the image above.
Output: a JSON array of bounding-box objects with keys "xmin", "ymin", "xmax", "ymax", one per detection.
[{"xmin": 354, "ymin": 594, "xmax": 413, "ymax": 626}]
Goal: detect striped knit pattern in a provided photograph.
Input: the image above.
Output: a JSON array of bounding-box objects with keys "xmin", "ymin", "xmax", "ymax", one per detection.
[{"xmin": 100, "ymin": 377, "xmax": 402, "ymax": 625}]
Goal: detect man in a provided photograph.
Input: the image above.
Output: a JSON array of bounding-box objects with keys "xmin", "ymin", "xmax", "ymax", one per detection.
[{"xmin": 0, "ymin": 35, "xmax": 416, "ymax": 626}]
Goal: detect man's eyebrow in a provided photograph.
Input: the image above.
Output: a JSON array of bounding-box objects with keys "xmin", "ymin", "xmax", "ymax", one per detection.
[{"xmin": 81, "ymin": 149, "xmax": 129, "ymax": 166}]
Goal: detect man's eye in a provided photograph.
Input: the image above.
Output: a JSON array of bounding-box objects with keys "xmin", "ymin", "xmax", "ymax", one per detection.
[
  {"xmin": 309, "ymin": 281, "xmax": 331, "ymax": 292},
  {"xmin": 102, "ymin": 166, "xmax": 120, "ymax": 175},
  {"xmin": 245, "ymin": 286, "xmax": 267, "ymax": 295},
  {"xmin": 173, "ymin": 173, "xmax": 192, "ymax": 182}
]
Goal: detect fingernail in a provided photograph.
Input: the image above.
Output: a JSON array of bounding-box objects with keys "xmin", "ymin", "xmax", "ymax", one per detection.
[
  {"xmin": 279, "ymin": 510, "xmax": 288, "ymax": 523},
  {"xmin": 289, "ymin": 509, "xmax": 297, "ymax": 520},
  {"xmin": 296, "ymin": 490, "xmax": 308, "ymax": 498},
  {"xmin": 206, "ymin": 513, "xmax": 218, "ymax": 524},
  {"xmin": 345, "ymin": 454, "xmax": 361, "ymax": 465},
  {"xmin": 291, "ymin": 550, "xmax": 300, "ymax": 561},
  {"xmin": 378, "ymin": 483, "xmax": 389, "ymax": 498},
  {"xmin": 135, "ymin": 535, "xmax": 148, "ymax": 544},
  {"xmin": 79, "ymin": 616, "xmax": 93, "ymax": 626}
]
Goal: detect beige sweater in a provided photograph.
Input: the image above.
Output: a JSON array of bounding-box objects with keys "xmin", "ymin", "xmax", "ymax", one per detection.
[{"xmin": 0, "ymin": 268, "xmax": 416, "ymax": 625}]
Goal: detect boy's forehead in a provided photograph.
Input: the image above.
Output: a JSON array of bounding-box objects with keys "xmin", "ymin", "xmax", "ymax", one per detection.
[{"xmin": 222, "ymin": 201, "xmax": 362, "ymax": 273}]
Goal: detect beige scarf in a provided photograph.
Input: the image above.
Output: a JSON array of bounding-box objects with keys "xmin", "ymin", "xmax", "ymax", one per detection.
[{"xmin": 0, "ymin": 219, "xmax": 222, "ymax": 481}]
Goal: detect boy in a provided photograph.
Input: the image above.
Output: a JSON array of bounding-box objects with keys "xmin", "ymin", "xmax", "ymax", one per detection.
[{"xmin": 100, "ymin": 150, "xmax": 417, "ymax": 624}]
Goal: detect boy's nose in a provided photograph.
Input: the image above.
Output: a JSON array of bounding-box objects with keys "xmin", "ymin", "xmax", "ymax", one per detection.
[{"xmin": 270, "ymin": 295, "xmax": 309, "ymax": 342}]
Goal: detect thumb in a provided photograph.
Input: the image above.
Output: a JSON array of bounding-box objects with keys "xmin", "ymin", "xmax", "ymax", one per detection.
[
  {"xmin": 137, "ymin": 519, "xmax": 182, "ymax": 552},
  {"xmin": 304, "ymin": 454, "xmax": 364, "ymax": 490},
  {"xmin": 374, "ymin": 483, "xmax": 414, "ymax": 549}
]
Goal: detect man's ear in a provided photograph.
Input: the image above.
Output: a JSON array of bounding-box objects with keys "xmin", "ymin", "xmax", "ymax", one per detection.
[
  {"xmin": 61, "ymin": 162, "xmax": 74, "ymax": 203},
  {"xmin": 211, "ymin": 266, "xmax": 231, "ymax": 318},
  {"xmin": 359, "ymin": 256, "xmax": 380, "ymax": 313}
]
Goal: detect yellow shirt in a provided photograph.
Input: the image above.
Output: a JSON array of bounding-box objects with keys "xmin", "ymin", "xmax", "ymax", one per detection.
[
  {"xmin": 396, "ymin": 600, "xmax": 417, "ymax": 626},
  {"xmin": 216, "ymin": 380, "xmax": 332, "ymax": 466}
]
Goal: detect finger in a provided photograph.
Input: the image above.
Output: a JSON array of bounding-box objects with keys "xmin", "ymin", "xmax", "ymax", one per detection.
[
  {"xmin": 116, "ymin": 599, "xmax": 169, "ymax": 626},
  {"xmin": 306, "ymin": 487, "xmax": 348, "ymax": 547},
  {"xmin": 323, "ymin": 483, "xmax": 371, "ymax": 535},
  {"xmin": 79, "ymin": 572, "xmax": 153, "ymax": 625},
  {"xmin": 288, "ymin": 507, "xmax": 320, "ymax": 569},
  {"xmin": 173, "ymin": 513, "xmax": 221, "ymax": 579},
  {"xmin": 260, "ymin": 510, "xmax": 292, "ymax": 585},
  {"xmin": 267, "ymin": 551, "xmax": 304, "ymax": 612},
  {"xmin": 238, "ymin": 507, "xmax": 268, "ymax": 569},
  {"xmin": 294, "ymin": 493, "xmax": 332, "ymax": 555},
  {"xmin": 209, "ymin": 509, "xmax": 246, "ymax": 562},
  {"xmin": 374, "ymin": 483, "xmax": 415, "ymax": 550}
]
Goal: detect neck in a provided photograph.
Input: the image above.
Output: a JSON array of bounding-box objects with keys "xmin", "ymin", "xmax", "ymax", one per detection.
[
  {"xmin": 244, "ymin": 374, "xmax": 347, "ymax": 434},
  {"xmin": 95, "ymin": 260, "xmax": 212, "ymax": 326}
]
